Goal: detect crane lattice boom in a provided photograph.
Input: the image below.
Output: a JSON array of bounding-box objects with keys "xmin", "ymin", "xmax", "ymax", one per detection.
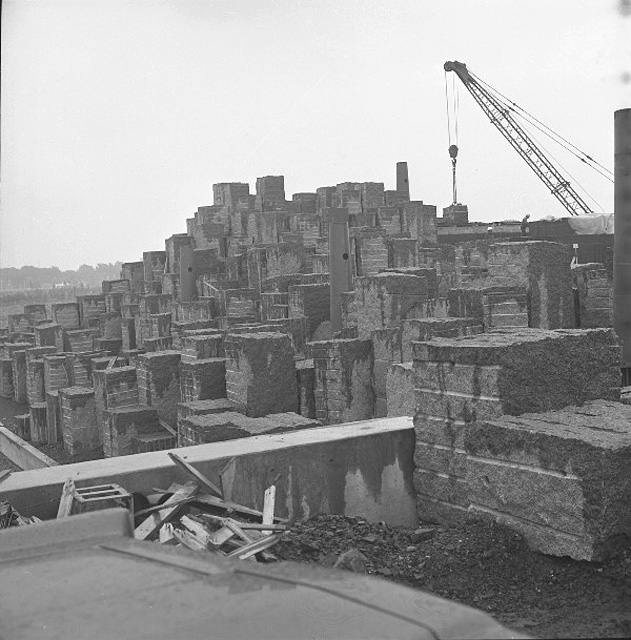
[{"xmin": 444, "ymin": 60, "xmax": 593, "ymax": 216}]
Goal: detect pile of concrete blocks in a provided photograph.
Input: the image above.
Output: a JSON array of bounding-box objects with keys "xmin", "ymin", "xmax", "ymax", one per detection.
[
  {"xmin": 572, "ymin": 262, "xmax": 613, "ymax": 328},
  {"xmin": 412, "ymin": 327, "xmax": 624, "ymax": 560}
]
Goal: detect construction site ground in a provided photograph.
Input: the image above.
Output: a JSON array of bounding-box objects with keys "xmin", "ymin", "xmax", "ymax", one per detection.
[{"xmin": 2, "ymin": 396, "xmax": 630, "ymax": 639}]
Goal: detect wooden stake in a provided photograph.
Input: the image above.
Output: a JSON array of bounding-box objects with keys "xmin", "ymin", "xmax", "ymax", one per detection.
[
  {"xmin": 56, "ymin": 478, "xmax": 75, "ymax": 519},
  {"xmin": 167, "ymin": 452, "xmax": 223, "ymax": 498}
]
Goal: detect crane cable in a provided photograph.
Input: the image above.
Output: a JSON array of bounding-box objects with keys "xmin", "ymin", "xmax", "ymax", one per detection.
[
  {"xmin": 444, "ymin": 70, "xmax": 460, "ymax": 203},
  {"xmin": 470, "ymin": 70, "xmax": 614, "ymax": 184}
]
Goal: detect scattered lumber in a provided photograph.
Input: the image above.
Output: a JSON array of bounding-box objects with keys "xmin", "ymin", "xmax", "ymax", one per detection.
[
  {"xmin": 0, "ymin": 500, "xmax": 39, "ymax": 528},
  {"xmin": 56, "ymin": 478, "xmax": 76, "ymax": 519},
  {"xmin": 167, "ymin": 452, "xmax": 223, "ymax": 498},
  {"xmin": 142, "ymin": 482, "xmax": 285, "ymax": 563}
]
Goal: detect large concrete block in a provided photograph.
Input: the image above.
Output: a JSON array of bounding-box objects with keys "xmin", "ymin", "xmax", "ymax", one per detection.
[
  {"xmin": 465, "ymin": 401, "xmax": 631, "ymax": 561},
  {"xmin": 312, "ymin": 338, "xmax": 374, "ymax": 425},
  {"xmin": 225, "ymin": 332, "xmax": 298, "ymax": 418},
  {"xmin": 59, "ymin": 387, "xmax": 100, "ymax": 456},
  {"xmin": 386, "ymin": 363, "xmax": 415, "ymax": 417},
  {"xmin": 51, "ymin": 302, "xmax": 80, "ymax": 330},
  {"xmin": 487, "ymin": 241, "xmax": 574, "ymax": 329},
  {"xmin": 136, "ymin": 351, "xmax": 181, "ymax": 427},
  {"xmin": 104, "ymin": 405, "xmax": 161, "ymax": 457},
  {"xmin": 92, "ymin": 366, "xmax": 139, "ymax": 444},
  {"xmin": 180, "ymin": 358, "xmax": 227, "ymax": 403}
]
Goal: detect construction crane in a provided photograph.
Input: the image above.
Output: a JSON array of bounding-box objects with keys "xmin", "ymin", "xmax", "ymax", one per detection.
[{"xmin": 443, "ymin": 60, "xmax": 612, "ymax": 217}]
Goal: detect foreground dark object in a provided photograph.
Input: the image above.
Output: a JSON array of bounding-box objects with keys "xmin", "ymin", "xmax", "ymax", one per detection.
[{"xmin": 0, "ymin": 509, "xmax": 523, "ymax": 640}]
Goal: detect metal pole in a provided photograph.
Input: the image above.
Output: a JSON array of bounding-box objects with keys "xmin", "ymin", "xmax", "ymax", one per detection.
[
  {"xmin": 614, "ymin": 108, "xmax": 631, "ymax": 365},
  {"xmin": 326, "ymin": 208, "xmax": 353, "ymax": 333}
]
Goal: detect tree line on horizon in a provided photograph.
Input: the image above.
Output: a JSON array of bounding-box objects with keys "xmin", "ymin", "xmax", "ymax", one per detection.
[{"xmin": 0, "ymin": 262, "xmax": 123, "ymax": 291}]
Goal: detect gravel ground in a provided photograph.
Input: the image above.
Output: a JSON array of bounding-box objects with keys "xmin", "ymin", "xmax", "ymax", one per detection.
[{"xmin": 275, "ymin": 514, "xmax": 631, "ymax": 639}]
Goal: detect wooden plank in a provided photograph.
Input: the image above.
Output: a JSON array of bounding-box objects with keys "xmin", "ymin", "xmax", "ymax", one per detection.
[
  {"xmin": 262, "ymin": 485, "xmax": 276, "ymax": 534},
  {"xmin": 180, "ymin": 515, "xmax": 213, "ymax": 548},
  {"xmin": 226, "ymin": 533, "xmax": 283, "ymax": 560},
  {"xmin": 158, "ymin": 419, "xmax": 177, "ymax": 437},
  {"xmin": 192, "ymin": 494, "xmax": 289, "ymax": 524},
  {"xmin": 159, "ymin": 523, "xmax": 177, "ymax": 545},
  {"xmin": 105, "ymin": 357, "xmax": 117, "ymax": 369},
  {"xmin": 172, "ymin": 527, "xmax": 207, "ymax": 552},
  {"xmin": 208, "ymin": 525, "xmax": 234, "ymax": 548},
  {"xmin": 134, "ymin": 482, "xmax": 199, "ymax": 540},
  {"xmin": 167, "ymin": 453, "xmax": 222, "ymax": 498},
  {"xmin": 56, "ymin": 478, "xmax": 75, "ymax": 519}
]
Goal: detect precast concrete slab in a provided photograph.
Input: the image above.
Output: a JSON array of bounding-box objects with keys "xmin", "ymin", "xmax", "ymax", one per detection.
[{"xmin": 0, "ymin": 417, "xmax": 417, "ymax": 527}]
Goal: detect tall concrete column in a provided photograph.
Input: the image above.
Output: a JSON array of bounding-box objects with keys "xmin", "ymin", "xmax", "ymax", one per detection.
[
  {"xmin": 326, "ymin": 208, "xmax": 353, "ymax": 333},
  {"xmin": 614, "ymin": 108, "xmax": 631, "ymax": 364},
  {"xmin": 396, "ymin": 162, "xmax": 410, "ymax": 201}
]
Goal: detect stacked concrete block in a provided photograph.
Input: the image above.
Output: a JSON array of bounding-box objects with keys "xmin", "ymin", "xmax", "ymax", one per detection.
[
  {"xmin": 43, "ymin": 354, "xmax": 70, "ymax": 394},
  {"xmin": 225, "ymin": 332, "xmax": 298, "ymax": 417},
  {"xmin": 64, "ymin": 329, "xmax": 95, "ymax": 353},
  {"xmin": 143, "ymin": 280, "xmax": 163, "ymax": 295},
  {"xmin": 95, "ymin": 338, "xmax": 122, "ymax": 355},
  {"xmin": 51, "ymin": 302, "xmax": 80, "ymax": 329},
  {"xmin": 8, "ymin": 314, "xmax": 30, "ymax": 333},
  {"xmin": 139, "ymin": 294, "xmax": 173, "ymax": 315},
  {"xmin": 572, "ymin": 263, "xmax": 613, "ymax": 328},
  {"xmin": 177, "ymin": 398, "xmax": 244, "ymax": 446},
  {"xmin": 78, "ymin": 295, "xmax": 106, "ymax": 328},
  {"xmin": 11, "ymin": 350, "xmax": 27, "ymax": 404},
  {"xmin": 93, "ymin": 366, "xmax": 139, "ymax": 444},
  {"xmin": 371, "ymin": 328, "xmax": 402, "ymax": 418},
  {"xmin": 223, "ymin": 289, "xmax": 259, "ymax": 323},
  {"xmin": 400, "ymin": 317, "xmax": 484, "ymax": 363},
  {"xmin": 482, "ymin": 286, "xmax": 529, "ymax": 330},
  {"xmin": 121, "ymin": 318, "xmax": 137, "ymax": 351},
  {"xmin": 412, "ymin": 328, "xmax": 620, "ymax": 528},
  {"xmin": 165, "ymin": 234, "xmax": 193, "ymax": 275},
  {"xmin": 161, "ymin": 273, "xmax": 180, "ymax": 299},
  {"xmin": 23, "ymin": 304, "xmax": 47, "ymax": 325},
  {"xmin": 171, "ymin": 321, "xmax": 217, "ymax": 348},
  {"xmin": 260, "ymin": 292, "xmax": 288, "ymax": 321},
  {"xmin": 403, "ymin": 202, "xmax": 438, "ymax": 246},
  {"xmin": 176, "ymin": 300, "xmax": 215, "ymax": 323},
  {"xmin": 355, "ymin": 272, "xmax": 429, "ymax": 339},
  {"xmin": 45, "ymin": 391, "xmax": 62, "ymax": 444},
  {"xmin": 180, "ymin": 358, "xmax": 227, "ymax": 402},
  {"xmin": 256, "ymin": 175, "xmax": 285, "ymax": 211},
  {"xmin": 59, "ymin": 387, "xmax": 100, "ymax": 456},
  {"xmin": 98, "ymin": 312, "xmax": 122, "ymax": 340},
  {"xmin": 464, "ymin": 400, "xmax": 631, "ymax": 561},
  {"xmin": 103, "ymin": 405, "xmax": 161, "ymax": 457},
  {"xmin": 14, "ymin": 414, "xmax": 30, "ymax": 441},
  {"xmin": 0, "ymin": 357, "xmax": 14, "ymax": 399},
  {"xmin": 181, "ymin": 334, "xmax": 224, "ymax": 360},
  {"xmin": 266, "ymin": 316, "xmax": 309, "ymax": 355},
  {"xmin": 387, "ymin": 362, "xmax": 415, "ymax": 417},
  {"xmin": 179, "ymin": 410, "xmax": 319, "ymax": 446},
  {"xmin": 137, "ymin": 351, "xmax": 181, "ymax": 427},
  {"xmin": 387, "ymin": 238, "xmax": 418, "ymax": 269},
  {"xmin": 121, "ymin": 261, "xmax": 145, "ymax": 293},
  {"xmin": 66, "ymin": 351, "xmax": 105, "ymax": 388},
  {"xmin": 29, "ymin": 403, "xmax": 48, "ymax": 444},
  {"xmin": 133, "ymin": 430, "xmax": 177, "ymax": 454},
  {"xmin": 143, "ymin": 251, "xmax": 167, "ymax": 282},
  {"xmin": 377, "ymin": 206, "xmax": 403, "ymax": 236},
  {"xmin": 102, "ymin": 279, "xmax": 131, "ymax": 294},
  {"xmin": 442, "ymin": 204, "xmax": 469, "ymax": 226},
  {"xmin": 487, "ymin": 241, "xmax": 574, "ymax": 329},
  {"xmin": 143, "ymin": 337, "xmax": 174, "ymax": 352},
  {"xmin": 296, "ymin": 359, "xmax": 316, "ymax": 419},
  {"xmin": 287, "ymin": 283, "xmax": 329, "ymax": 340},
  {"xmin": 26, "ymin": 347, "xmax": 56, "ymax": 404},
  {"xmin": 34, "ymin": 323, "xmax": 64, "ymax": 351},
  {"xmin": 312, "ymin": 338, "xmax": 375, "ymax": 425},
  {"xmin": 354, "ymin": 227, "xmax": 389, "ymax": 276},
  {"xmin": 104, "ymin": 292, "xmax": 124, "ymax": 315},
  {"xmin": 340, "ymin": 291, "xmax": 358, "ymax": 331}
]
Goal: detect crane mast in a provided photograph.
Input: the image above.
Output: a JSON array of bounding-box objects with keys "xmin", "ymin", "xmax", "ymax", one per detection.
[{"xmin": 444, "ymin": 60, "xmax": 593, "ymax": 216}]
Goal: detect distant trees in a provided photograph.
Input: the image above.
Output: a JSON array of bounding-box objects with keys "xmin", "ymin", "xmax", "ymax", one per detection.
[{"xmin": 0, "ymin": 262, "xmax": 123, "ymax": 290}]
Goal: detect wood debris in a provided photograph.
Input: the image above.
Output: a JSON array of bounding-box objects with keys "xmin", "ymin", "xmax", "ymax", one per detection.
[{"xmin": 132, "ymin": 481, "xmax": 285, "ymax": 563}]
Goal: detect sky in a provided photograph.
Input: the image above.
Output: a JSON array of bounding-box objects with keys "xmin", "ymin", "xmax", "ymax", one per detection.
[{"xmin": 1, "ymin": 0, "xmax": 630, "ymax": 270}]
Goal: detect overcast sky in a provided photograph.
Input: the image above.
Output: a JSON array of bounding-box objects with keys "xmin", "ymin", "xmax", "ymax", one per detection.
[{"xmin": 1, "ymin": 0, "xmax": 629, "ymax": 270}]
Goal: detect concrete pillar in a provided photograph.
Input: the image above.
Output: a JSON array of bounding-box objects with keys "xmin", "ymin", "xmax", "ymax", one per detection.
[
  {"xmin": 614, "ymin": 108, "xmax": 631, "ymax": 364},
  {"xmin": 396, "ymin": 161, "xmax": 410, "ymax": 201},
  {"xmin": 326, "ymin": 208, "xmax": 353, "ymax": 333}
]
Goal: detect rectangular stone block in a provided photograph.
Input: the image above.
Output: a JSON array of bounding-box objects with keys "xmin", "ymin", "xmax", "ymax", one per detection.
[
  {"xmin": 387, "ymin": 362, "xmax": 415, "ymax": 417},
  {"xmin": 11, "ymin": 350, "xmax": 27, "ymax": 404},
  {"xmin": 136, "ymin": 351, "xmax": 181, "ymax": 427},
  {"xmin": 296, "ymin": 358, "xmax": 316, "ymax": 419},
  {"xmin": 64, "ymin": 329, "xmax": 96, "ymax": 353},
  {"xmin": 93, "ymin": 366, "xmax": 139, "ymax": 444},
  {"xmin": 59, "ymin": 387, "xmax": 100, "ymax": 456},
  {"xmin": 104, "ymin": 405, "xmax": 161, "ymax": 457},
  {"xmin": 181, "ymin": 334, "xmax": 224, "ymax": 360},
  {"xmin": 225, "ymin": 332, "xmax": 297, "ymax": 417},
  {"xmin": 464, "ymin": 400, "xmax": 631, "ymax": 561},
  {"xmin": 34, "ymin": 323, "xmax": 63, "ymax": 351},
  {"xmin": 29, "ymin": 402, "xmax": 48, "ymax": 444},
  {"xmin": 180, "ymin": 358, "xmax": 227, "ymax": 403}
]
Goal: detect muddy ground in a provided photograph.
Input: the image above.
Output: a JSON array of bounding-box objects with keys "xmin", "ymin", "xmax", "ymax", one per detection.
[{"xmin": 275, "ymin": 514, "xmax": 631, "ymax": 639}]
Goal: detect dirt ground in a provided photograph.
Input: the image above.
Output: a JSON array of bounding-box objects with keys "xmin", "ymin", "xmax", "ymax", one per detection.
[{"xmin": 275, "ymin": 514, "xmax": 631, "ymax": 639}]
